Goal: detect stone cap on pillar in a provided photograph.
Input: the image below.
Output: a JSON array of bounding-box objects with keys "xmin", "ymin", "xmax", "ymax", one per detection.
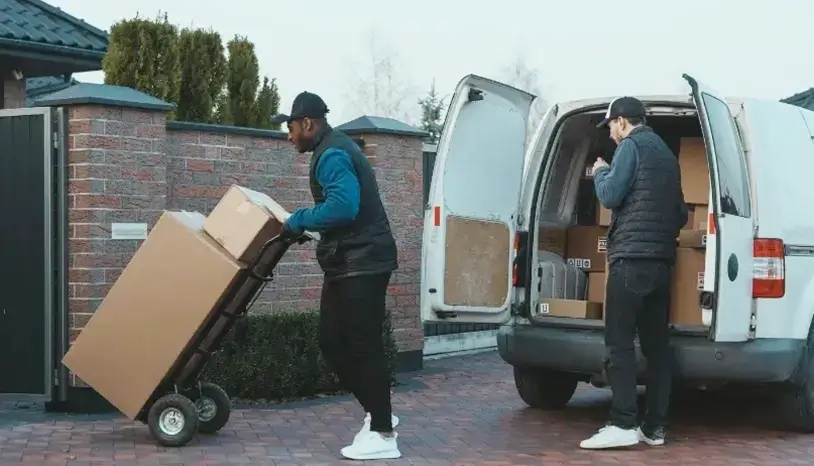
[
  {"xmin": 336, "ymin": 115, "xmax": 428, "ymax": 138},
  {"xmin": 34, "ymin": 83, "xmax": 175, "ymax": 111}
]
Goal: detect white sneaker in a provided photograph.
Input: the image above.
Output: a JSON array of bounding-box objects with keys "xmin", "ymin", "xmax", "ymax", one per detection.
[
  {"xmin": 579, "ymin": 425, "xmax": 639, "ymax": 449},
  {"xmin": 637, "ymin": 426, "xmax": 666, "ymax": 446},
  {"xmin": 354, "ymin": 413, "xmax": 400, "ymax": 443},
  {"xmin": 341, "ymin": 431, "xmax": 401, "ymax": 460}
]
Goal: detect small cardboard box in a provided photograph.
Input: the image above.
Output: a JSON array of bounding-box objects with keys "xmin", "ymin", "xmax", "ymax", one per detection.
[
  {"xmin": 539, "ymin": 299, "xmax": 602, "ymax": 319},
  {"xmin": 596, "ymin": 205, "xmax": 612, "ymax": 227},
  {"xmin": 538, "ymin": 227, "xmax": 567, "ymax": 256},
  {"xmin": 678, "ymin": 229, "xmax": 707, "ymax": 249},
  {"xmin": 693, "ymin": 204, "xmax": 709, "ymax": 231},
  {"xmin": 62, "ymin": 211, "xmax": 244, "ymax": 419},
  {"xmin": 587, "ymin": 272, "xmax": 607, "ymax": 303},
  {"xmin": 669, "ymin": 247, "xmax": 706, "ymax": 325},
  {"xmin": 679, "ymin": 138, "xmax": 710, "ymax": 205},
  {"xmin": 566, "ymin": 226, "xmax": 608, "ymax": 272}
]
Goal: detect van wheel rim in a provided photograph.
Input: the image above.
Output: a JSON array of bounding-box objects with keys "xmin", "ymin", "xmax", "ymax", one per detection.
[
  {"xmin": 196, "ymin": 397, "xmax": 217, "ymax": 422},
  {"xmin": 159, "ymin": 408, "xmax": 185, "ymax": 436}
]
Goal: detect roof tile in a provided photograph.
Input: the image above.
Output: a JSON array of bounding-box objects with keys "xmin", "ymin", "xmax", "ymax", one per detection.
[{"xmin": 0, "ymin": 0, "xmax": 107, "ymax": 53}]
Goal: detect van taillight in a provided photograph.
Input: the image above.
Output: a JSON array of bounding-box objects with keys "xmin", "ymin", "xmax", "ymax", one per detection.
[
  {"xmin": 753, "ymin": 238, "xmax": 785, "ymax": 298},
  {"xmin": 512, "ymin": 233, "xmax": 519, "ymax": 286}
]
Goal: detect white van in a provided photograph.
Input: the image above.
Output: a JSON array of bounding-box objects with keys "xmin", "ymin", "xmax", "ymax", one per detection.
[{"xmin": 420, "ymin": 74, "xmax": 814, "ymax": 431}]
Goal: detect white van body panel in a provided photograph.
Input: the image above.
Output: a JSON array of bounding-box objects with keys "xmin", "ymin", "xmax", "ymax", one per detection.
[
  {"xmin": 420, "ymin": 75, "xmax": 534, "ymax": 325},
  {"xmin": 743, "ymin": 100, "xmax": 814, "ymax": 340}
]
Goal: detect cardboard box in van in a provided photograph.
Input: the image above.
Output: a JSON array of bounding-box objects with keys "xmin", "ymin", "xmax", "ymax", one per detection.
[
  {"xmin": 566, "ymin": 226, "xmax": 607, "ymax": 272},
  {"xmin": 587, "ymin": 272, "xmax": 607, "ymax": 303},
  {"xmin": 539, "ymin": 227, "xmax": 567, "ymax": 256},
  {"xmin": 596, "ymin": 205, "xmax": 612, "ymax": 227},
  {"xmin": 204, "ymin": 185, "xmax": 290, "ymax": 262},
  {"xmin": 62, "ymin": 211, "xmax": 244, "ymax": 419},
  {"xmin": 693, "ymin": 204, "xmax": 709, "ymax": 230},
  {"xmin": 679, "ymin": 138, "xmax": 710, "ymax": 205},
  {"xmin": 539, "ymin": 298, "xmax": 602, "ymax": 319},
  {"xmin": 678, "ymin": 229, "xmax": 707, "ymax": 249},
  {"xmin": 669, "ymin": 247, "xmax": 706, "ymax": 325}
]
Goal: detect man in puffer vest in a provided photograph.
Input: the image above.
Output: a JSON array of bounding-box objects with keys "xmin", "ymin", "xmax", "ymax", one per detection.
[
  {"xmin": 580, "ymin": 97, "xmax": 688, "ymax": 450},
  {"xmin": 272, "ymin": 92, "xmax": 400, "ymax": 460}
]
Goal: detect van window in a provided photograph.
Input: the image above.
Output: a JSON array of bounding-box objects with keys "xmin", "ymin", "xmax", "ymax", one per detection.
[{"xmin": 702, "ymin": 94, "xmax": 752, "ymax": 217}]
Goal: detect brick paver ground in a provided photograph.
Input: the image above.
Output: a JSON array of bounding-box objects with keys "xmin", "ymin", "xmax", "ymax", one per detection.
[{"xmin": 2, "ymin": 351, "xmax": 814, "ymax": 465}]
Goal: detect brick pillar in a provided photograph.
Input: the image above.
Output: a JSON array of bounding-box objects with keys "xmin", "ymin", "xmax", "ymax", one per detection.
[
  {"xmin": 2, "ymin": 76, "xmax": 27, "ymax": 108},
  {"xmin": 38, "ymin": 84, "xmax": 173, "ymax": 399},
  {"xmin": 336, "ymin": 117, "xmax": 428, "ymax": 371}
]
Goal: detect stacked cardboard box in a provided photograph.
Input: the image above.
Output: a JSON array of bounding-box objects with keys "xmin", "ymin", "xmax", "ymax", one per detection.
[
  {"xmin": 670, "ymin": 138, "xmax": 710, "ymax": 326},
  {"xmin": 62, "ymin": 185, "xmax": 298, "ymax": 419}
]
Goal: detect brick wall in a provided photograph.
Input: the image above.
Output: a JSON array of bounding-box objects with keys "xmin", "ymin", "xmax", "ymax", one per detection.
[
  {"xmin": 64, "ymin": 107, "xmax": 425, "ymax": 360},
  {"xmin": 66, "ymin": 105, "xmax": 168, "ymax": 344},
  {"xmin": 164, "ymin": 123, "xmax": 425, "ymax": 354}
]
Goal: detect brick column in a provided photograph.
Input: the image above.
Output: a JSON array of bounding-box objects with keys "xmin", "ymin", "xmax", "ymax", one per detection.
[
  {"xmin": 336, "ymin": 117, "xmax": 428, "ymax": 371},
  {"xmin": 38, "ymin": 85, "xmax": 173, "ymax": 394}
]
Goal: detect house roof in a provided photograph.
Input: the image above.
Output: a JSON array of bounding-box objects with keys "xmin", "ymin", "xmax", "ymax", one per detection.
[
  {"xmin": 35, "ymin": 83, "xmax": 175, "ymax": 111},
  {"xmin": 781, "ymin": 88, "xmax": 814, "ymax": 111},
  {"xmin": 0, "ymin": 0, "xmax": 108, "ymax": 58},
  {"xmin": 336, "ymin": 115, "xmax": 428, "ymax": 137}
]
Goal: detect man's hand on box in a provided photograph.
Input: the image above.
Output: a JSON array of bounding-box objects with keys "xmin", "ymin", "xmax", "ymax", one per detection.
[
  {"xmin": 281, "ymin": 219, "xmax": 304, "ymax": 239},
  {"xmin": 593, "ymin": 157, "xmax": 609, "ymax": 174}
]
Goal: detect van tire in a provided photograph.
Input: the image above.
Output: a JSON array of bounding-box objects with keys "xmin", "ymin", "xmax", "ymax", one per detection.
[
  {"xmin": 513, "ymin": 366, "xmax": 578, "ymax": 410},
  {"xmin": 777, "ymin": 322, "xmax": 814, "ymax": 432}
]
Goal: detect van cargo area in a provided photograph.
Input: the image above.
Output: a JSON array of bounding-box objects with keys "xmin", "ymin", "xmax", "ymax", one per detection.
[{"xmin": 528, "ymin": 108, "xmax": 711, "ymax": 333}]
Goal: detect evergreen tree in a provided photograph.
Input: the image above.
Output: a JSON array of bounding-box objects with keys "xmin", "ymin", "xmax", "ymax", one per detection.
[
  {"xmin": 176, "ymin": 28, "xmax": 226, "ymax": 123},
  {"xmin": 103, "ymin": 12, "xmax": 180, "ymax": 107},
  {"xmin": 222, "ymin": 36, "xmax": 260, "ymax": 128},
  {"xmin": 252, "ymin": 77, "xmax": 281, "ymax": 130},
  {"xmin": 417, "ymin": 81, "xmax": 445, "ymax": 144}
]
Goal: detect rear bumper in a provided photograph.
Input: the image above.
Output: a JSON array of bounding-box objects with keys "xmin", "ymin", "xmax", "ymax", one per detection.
[{"xmin": 497, "ymin": 324, "xmax": 805, "ymax": 383}]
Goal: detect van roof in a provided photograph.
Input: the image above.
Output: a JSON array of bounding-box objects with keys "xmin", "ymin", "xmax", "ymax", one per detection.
[{"xmin": 555, "ymin": 94, "xmax": 752, "ymax": 113}]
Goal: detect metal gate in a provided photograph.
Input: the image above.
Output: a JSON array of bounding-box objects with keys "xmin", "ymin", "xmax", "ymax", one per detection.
[
  {"xmin": 421, "ymin": 146, "xmax": 500, "ymax": 341},
  {"xmin": 0, "ymin": 107, "xmax": 67, "ymax": 401}
]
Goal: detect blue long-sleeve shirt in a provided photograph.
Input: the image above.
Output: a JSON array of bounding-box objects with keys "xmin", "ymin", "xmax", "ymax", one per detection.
[
  {"xmin": 593, "ymin": 138, "xmax": 639, "ymax": 209},
  {"xmin": 285, "ymin": 148, "xmax": 360, "ymax": 234}
]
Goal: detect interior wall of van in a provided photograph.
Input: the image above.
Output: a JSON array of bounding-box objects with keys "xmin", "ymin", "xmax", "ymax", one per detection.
[{"xmin": 529, "ymin": 108, "xmax": 713, "ymax": 332}]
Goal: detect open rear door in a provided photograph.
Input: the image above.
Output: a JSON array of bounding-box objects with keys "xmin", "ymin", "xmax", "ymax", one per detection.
[
  {"xmin": 683, "ymin": 74, "xmax": 754, "ymax": 342},
  {"xmin": 420, "ymin": 75, "xmax": 533, "ymax": 324}
]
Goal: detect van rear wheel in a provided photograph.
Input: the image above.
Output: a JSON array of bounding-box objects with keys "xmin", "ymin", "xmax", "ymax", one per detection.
[
  {"xmin": 513, "ymin": 367, "xmax": 578, "ymax": 410},
  {"xmin": 777, "ymin": 322, "xmax": 814, "ymax": 432}
]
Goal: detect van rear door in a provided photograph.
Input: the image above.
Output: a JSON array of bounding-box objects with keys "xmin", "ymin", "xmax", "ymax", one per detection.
[
  {"xmin": 420, "ymin": 75, "xmax": 533, "ymax": 324},
  {"xmin": 683, "ymin": 74, "xmax": 755, "ymax": 342}
]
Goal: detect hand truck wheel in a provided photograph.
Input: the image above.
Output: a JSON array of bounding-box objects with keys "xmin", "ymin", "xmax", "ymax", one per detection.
[
  {"xmin": 187, "ymin": 382, "xmax": 232, "ymax": 434},
  {"xmin": 147, "ymin": 393, "xmax": 199, "ymax": 447}
]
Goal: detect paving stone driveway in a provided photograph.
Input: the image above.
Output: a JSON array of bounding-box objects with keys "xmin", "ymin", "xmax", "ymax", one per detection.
[{"xmin": 2, "ymin": 351, "xmax": 814, "ymax": 465}]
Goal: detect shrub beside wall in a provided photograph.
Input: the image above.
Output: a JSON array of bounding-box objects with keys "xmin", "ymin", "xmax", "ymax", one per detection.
[{"xmin": 201, "ymin": 310, "xmax": 398, "ymax": 401}]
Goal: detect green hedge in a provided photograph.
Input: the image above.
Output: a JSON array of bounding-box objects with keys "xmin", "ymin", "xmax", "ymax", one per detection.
[{"xmin": 201, "ymin": 310, "xmax": 398, "ymax": 401}]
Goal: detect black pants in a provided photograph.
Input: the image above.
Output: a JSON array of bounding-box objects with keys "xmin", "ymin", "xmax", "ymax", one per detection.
[
  {"xmin": 604, "ymin": 258, "xmax": 672, "ymax": 429},
  {"xmin": 319, "ymin": 272, "xmax": 393, "ymax": 432}
]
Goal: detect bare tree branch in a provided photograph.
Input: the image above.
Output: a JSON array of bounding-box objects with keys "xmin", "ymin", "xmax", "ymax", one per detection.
[
  {"xmin": 499, "ymin": 55, "xmax": 548, "ymax": 137},
  {"xmin": 341, "ymin": 28, "xmax": 417, "ymax": 123}
]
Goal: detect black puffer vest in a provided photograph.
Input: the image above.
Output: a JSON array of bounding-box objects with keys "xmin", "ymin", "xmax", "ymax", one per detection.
[
  {"xmin": 309, "ymin": 126, "xmax": 398, "ymax": 279},
  {"xmin": 606, "ymin": 126, "xmax": 683, "ymax": 265}
]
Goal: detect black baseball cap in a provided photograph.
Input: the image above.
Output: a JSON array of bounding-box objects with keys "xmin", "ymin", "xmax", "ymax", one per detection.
[
  {"xmin": 596, "ymin": 96, "xmax": 646, "ymax": 128},
  {"xmin": 271, "ymin": 91, "xmax": 330, "ymax": 125}
]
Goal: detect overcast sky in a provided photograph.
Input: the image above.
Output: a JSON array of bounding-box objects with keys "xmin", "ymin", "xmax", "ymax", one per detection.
[{"xmin": 53, "ymin": 0, "xmax": 814, "ymax": 126}]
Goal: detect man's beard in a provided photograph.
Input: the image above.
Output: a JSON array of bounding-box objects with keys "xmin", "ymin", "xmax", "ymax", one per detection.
[{"xmin": 296, "ymin": 137, "xmax": 313, "ymax": 153}]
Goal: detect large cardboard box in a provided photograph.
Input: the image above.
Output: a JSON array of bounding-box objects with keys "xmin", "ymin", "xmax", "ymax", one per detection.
[
  {"xmin": 538, "ymin": 227, "xmax": 567, "ymax": 256},
  {"xmin": 566, "ymin": 226, "xmax": 607, "ymax": 272},
  {"xmin": 669, "ymin": 248, "xmax": 706, "ymax": 325},
  {"xmin": 678, "ymin": 229, "xmax": 707, "ymax": 249},
  {"xmin": 679, "ymin": 138, "xmax": 710, "ymax": 205},
  {"xmin": 204, "ymin": 185, "xmax": 289, "ymax": 262},
  {"xmin": 539, "ymin": 298, "xmax": 602, "ymax": 319},
  {"xmin": 62, "ymin": 211, "xmax": 244, "ymax": 419},
  {"xmin": 693, "ymin": 204, "xmax": 709, "ymax": 231}
]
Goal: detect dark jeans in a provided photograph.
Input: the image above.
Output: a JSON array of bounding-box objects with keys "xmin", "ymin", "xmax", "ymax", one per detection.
[
  {"xmin": 604, "ymin": 258, "xmax": 673, "ymax": 429},
  {"xmin": 319, "ymin": 273, "xmax": 393, "ymax": 433}
]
